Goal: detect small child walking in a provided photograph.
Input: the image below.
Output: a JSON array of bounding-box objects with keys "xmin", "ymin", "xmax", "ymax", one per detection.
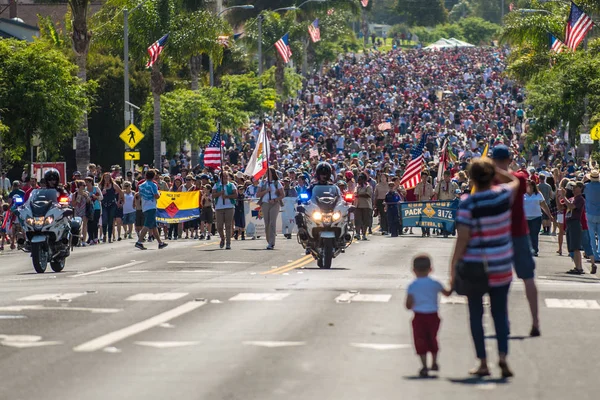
[{"xmin": 406, "ymin": 254, "xmax": 451, "ymax": 377}]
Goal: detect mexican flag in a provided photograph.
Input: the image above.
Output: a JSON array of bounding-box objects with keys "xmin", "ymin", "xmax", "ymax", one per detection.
[{"xmin": 245, "ymin": 124, "xmax": 270, "ymax": 180}]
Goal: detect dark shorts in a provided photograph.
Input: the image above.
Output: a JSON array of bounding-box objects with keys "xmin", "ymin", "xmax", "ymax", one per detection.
[
  {"xmin": 200, "ymin": 207, "xmax": 213, "ymax": 224},
  {"xmin": 143, "ymin": 209, "xmax": 157, "ymax": 229},
  {"xmin": 115, "ymin": 207, "xmax": 124, "ymax": 219},
  {"xmin": 135, "ymin": 210, "xmax": 145, "ymax": 227},
  {"xmin": 566, "ymin": 219, "xmax": 583, "ymax": 253},
  {"xmin": 512, "ymin": 235, "xmax": 536, "ymax": 280},
  {"xmin": 122, "ymin": 212, "xmax": 136, "ymax": 225},
  {"xmin": 412, "ymin": 312, "xmax": 440, "ymax": 355}
]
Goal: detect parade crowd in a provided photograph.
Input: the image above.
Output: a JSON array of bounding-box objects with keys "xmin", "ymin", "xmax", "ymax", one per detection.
[{"xmin": 2, "ymin": 44, "xmax": 600, "ymax": 378}]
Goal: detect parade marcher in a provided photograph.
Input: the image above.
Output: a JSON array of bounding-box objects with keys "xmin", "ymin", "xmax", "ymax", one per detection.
[
  {"xmin": 233, "ymin": 185, "xmax": 246, "ymax": 241},
  {"xmin": 257, "ymin": 168, "xmax": 284, "ymax": 250},
  {"xmin": 121, "ymin": 181, "xmax": 136, "ymax": 240},
  {"xmin": 135, "ymin": 170, "xmax": 168, "ymax": 250},
  {"xmin": 451, "ymin": 157, "xmax": 519, "ymax": 378},
  {"xmin": 492, "ymin": 145, "xmax": 540, "ymax": 337},
  {"xmin": 213, "ymin": 172, "xmax": 237, "ymax": 250},
  {"xmin": 384, "ymin": 181, "xmax": 401, "ymax": 237},
  {"xmin": 374, "ymin": 173, "xmax": 389, "ymax": 235},
  {"xmin": 434, "ymin": 170, "xmax": 460, "ymax": 237},
  {"xmin": 199, "ymin": 184, "xmax": 213, "ymax": 240},
  {"xmin": 354, "ymin": 172, "xmax": 373, "ymax": 241},
  {"xmin": 414, "ymin": 171, "xmax": 434, "ymax": 237},
  {"xmin": 282, "ymin": 177, "xmax": 298, "ymax": 239}
]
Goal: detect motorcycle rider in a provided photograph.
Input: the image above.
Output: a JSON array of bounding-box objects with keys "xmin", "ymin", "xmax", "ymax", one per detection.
[{"xmin": 42, "ymin": 168, "xmax": 68, "ymax": 197}]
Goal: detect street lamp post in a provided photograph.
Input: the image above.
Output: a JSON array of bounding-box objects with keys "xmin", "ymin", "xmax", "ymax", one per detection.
[{"xmin": 209, "ymin": 3, "xmax": 254, "ymax": 87}]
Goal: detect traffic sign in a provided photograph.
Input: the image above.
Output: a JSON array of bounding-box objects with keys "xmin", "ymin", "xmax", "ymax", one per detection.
[
  {"xmin": 590, "ymin": 122, "xmax": 600, "ymax": 140},
  {"xmin": 581, "ymin": 134, "xmax": 594, "ymax": 144},
  {"xmin": 124, "ymin": 151, "xmax": 141, "ymax": 161},
  {"xmin": 119, "ymin": 124, "xmax": 145, "ymax": 149}
]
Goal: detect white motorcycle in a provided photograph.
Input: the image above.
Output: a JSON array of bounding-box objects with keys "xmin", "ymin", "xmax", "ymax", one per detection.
[
  {"xmin": 296, "ymin": 185, "xmax": 355, "ymax": 269},
  {"xmin": 15, "ymin": 189, "xmax": 81, "ymax": 273}
]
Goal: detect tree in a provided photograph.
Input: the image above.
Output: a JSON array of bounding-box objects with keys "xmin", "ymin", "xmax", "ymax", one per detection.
[
  {"xmin": 458, "ymin": 17, "xmax": 500, "ymax": 45},
  {"xmin": 396, "ymin": 0, "xmax": 448, "ymax": 26},
  {"xmin": 0, "ymin": 40, "xmax": 91, "ymax": 165},
  {"xmin": 220, "ymin": 72, "xmax": 278, "ymax": 115}
]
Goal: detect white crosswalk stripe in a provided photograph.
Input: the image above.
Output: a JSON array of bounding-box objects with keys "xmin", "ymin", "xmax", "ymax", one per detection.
[
  {"xmin": 335, "ymin": 292, "xmax": 392, "ymax": 303},
  {"xmin": 229, "ymin": 293, "xmax": 290, "ymax": 301},
  {"xmin": 126, "ymin": 293, "xmax": 189, "ymax": 301},
  {"xmin": 544, "ymin": 298, "xmax": 600, "ymax": 309},
  {"xmin": 18, "ymin": 293, "xmax": 87, "ymax": 301}
]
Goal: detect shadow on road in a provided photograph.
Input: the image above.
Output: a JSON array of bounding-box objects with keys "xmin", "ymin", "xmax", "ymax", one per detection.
[
  {"xmin": 403, "ymin": 375, "xmax": 439, "ymax": 380},
  {"xmin": 447, "ymin": 376, "xmax": 510, "ymax": 385},
  {"xmin": 302, "ymin": 267, "xmax": 349, "ymax": 271},
  {"xmin": 485, "ymin": 335, "xmax": 530, "ymax": 341}
]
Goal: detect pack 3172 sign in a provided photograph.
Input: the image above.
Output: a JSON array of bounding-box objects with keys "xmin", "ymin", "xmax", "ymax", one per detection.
[{"xmin": 400, "ymin": 200, "xmax": 459, "ymax": 232}]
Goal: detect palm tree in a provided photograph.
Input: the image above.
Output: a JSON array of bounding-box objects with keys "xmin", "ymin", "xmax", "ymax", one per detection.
[{"xmin": 69, "ymin": 0, "xmax": 92, "ymax": 173}]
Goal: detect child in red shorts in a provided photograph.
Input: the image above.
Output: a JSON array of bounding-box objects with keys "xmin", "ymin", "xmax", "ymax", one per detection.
[{"xmin": 406, "ymin": 254, "xmax": 451, "ymax": 377}]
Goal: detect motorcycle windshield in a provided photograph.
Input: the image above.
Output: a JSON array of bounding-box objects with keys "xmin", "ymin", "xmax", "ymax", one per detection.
[
  {"xmin": 311, "ymin": 185, "xmax": 340, "ymax": 213},
  {"xmin": 29, "ymin": 189, "xmax": 59, "ymax": 217}
]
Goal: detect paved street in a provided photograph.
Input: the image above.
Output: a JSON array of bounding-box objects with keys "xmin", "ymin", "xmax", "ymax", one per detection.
[{"xmin": 0, "ymin": 232, "xmax": 599, "ymax": 400}]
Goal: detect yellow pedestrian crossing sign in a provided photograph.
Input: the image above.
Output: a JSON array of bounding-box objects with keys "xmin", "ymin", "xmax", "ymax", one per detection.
[
  {"xmin": 591, "ymin": 122, "xmax": 600, "ymax": 141},
  {"xmin": 124, "ymin": 151, "xmax": 140, "ymax": 161},
  {"xmin": 120, "ymin": 124, "xmax": 145, "ymax": 148}
]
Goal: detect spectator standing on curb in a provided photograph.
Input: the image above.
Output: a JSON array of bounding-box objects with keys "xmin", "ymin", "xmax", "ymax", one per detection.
[{"xmin": 561, "ymin": 181, "xmax": 585, "ymax": 274}]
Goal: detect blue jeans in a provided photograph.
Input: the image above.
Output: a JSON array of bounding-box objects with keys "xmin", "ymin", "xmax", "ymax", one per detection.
[
  {"xmin": 467, "ymin": 284, "xmax": 511, "ymax": 359},
  {"xmin": 587, "ymin": 220, "xmax": 600, "ymax": 259},
  {"xmin": 527, "ymin": 217, "xmax": 542, "ymax": 253}
]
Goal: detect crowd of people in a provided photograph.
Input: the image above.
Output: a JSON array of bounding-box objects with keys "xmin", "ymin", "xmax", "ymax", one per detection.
[{"xmin": 2, "ymin": 44, "xmax": 600, "ymax": 377}]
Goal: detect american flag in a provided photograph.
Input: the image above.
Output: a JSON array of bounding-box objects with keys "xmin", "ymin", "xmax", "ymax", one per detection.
[
  {"xmin": 308, "ymin": 19, "xmax": 321, "ymax": 43},
  {"xmin": 327, "ymin": 8, "xmax": 335, "ymax": 15},
  {"xmin": 204, "ymin": 131, "xmax": 222, "ymax": 169},
  {"xmin": 378, "ymin": 122, "xmax": 392, "ymax": 131},
  {"xmin": 275, "ymin": 33, "xmax": 293, "ymax": 63},
  {"xmin": 550, "ymin": 34, "xmax": 566, "ymax": 53},
  {"xmin": 400, "ymin": 134, "xmax": 427, "ymax": 190},
  {"xmin": 361, "ymin": 0, "xmax": 368, "ymax": 7},
  {"xmin": 565, "ymin": 2, "xmax": 593, "ymax": 51},
  {"xmin": 217, "ymin": 35, "xmax": 230, "ymax": 48},
  {"xmin": 145, "ymin": 33, "xmax": 169, "ymax": 68}
]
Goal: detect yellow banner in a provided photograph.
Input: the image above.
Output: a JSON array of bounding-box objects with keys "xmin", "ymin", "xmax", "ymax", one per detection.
[{"xmin": 156, "ymin": 191, "xmax": 201, "ymax": 223}]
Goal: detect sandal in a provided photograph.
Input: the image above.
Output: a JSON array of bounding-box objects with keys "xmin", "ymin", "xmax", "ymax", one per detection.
[
  {"xmin": 566, "ymin": 269, "xmax": 585, "ymax": 275},
  {"xmin": 469, "ymin": 367, "xmax": 490, "ymax": 377},
  {"xmin": 557, "ymin": 250, "xmax": 563, "ymax": 256}
]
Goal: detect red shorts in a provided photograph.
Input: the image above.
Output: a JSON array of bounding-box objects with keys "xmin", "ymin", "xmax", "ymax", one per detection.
[{"xmin": 412, "ymin": 312, "xmax": 441, "ymax": 355}]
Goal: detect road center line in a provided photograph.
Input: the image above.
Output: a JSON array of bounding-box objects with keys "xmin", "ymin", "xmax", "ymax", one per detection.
[
  {"xmin": 262, "ymin": 255, "xmax": 313, "ymax": 275},
  {"xmin": 70, "ymin": 260, "xmax": 146, "ymax": 278},
  {"xmin": 73, "ymin": 300, "xmax": 207, "ymax": 352}
]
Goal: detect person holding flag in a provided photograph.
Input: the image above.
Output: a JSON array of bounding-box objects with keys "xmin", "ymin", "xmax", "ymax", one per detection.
[
  {"xmin": 212, "ymin": 171, "xmax": 237, "ymax": 250},
  {"xmin": 256, "ymin": 168, "xmax": 284, "ymax": 250}
]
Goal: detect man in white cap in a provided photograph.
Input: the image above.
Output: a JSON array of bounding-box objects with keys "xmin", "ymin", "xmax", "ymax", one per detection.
[{"xmin": 585, "ymin": 170, "xmax": 600, "ymax": 274}]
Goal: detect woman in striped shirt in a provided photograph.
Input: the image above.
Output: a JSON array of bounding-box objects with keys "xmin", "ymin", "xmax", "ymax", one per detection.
[{"xmin": 450, "ymin": 158, "xmax": 520, "ymax": 378}]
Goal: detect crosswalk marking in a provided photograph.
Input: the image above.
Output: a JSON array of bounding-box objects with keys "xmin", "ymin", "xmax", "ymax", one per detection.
[
  {"xmin": 18, "ymin": 293, "xmax": 87, "ymax": 301},
  {"xmin": 243, "ymin": 341, "xmax": 305, "ymax": 348},
  {"xmin": 229, "ymin": 293, "xmax": 290, "ymax": 301},
  {"xmin": 126, "ymin": 293, "xmax": 189, "ymax": 301},
  {"xmin": 544, "ymin": 298, "xmax": 600, "ymax": 309},
  {"xmin": 335, "ymin": 292, "xmax": 392, "ymax": 303}
]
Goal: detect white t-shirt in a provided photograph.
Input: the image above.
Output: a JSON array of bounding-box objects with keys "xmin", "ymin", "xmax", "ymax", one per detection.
[
  {"xmin": 524, "ymin": 193, "xmax": 544, "ymax": 219},
  {"xmin": 407, "ymin": 276, "xmax": 444, "ymax": 314},
  {"xmin": 259, "ymin": 181, "xmax": 283, "ymax": 204}
]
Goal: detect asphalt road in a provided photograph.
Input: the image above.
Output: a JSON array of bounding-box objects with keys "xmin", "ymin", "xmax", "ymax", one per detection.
[{"xmin": 0, "ymin": 230, "xmax": 599, "ymax": 400}]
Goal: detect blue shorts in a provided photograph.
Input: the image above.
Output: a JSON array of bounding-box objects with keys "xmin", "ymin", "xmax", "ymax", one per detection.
[
  {"xmin": 122, "ymin": 212, "xmax": 136, "ymax": 225},
  {"xmin": 143, "ymin": 209, "xmax": 157, "ymax": 229},
  {"xmin": 512, "ymin": 235, "xmax": 536, "ymax": 279}
]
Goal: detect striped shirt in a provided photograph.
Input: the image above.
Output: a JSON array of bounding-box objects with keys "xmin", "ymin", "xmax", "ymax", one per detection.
[{"xmin": 456, "ymin": 184, "xmax": 514, "ymax": 287}]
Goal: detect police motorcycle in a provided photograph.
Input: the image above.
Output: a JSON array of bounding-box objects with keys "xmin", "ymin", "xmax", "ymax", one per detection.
[
  {"xmin": 295, "ymin": 163, "xmax": 355, "ymax": 269},
  {"xmin": 14, "ymin": 169, "xmax": 81, "ymax": 273}
]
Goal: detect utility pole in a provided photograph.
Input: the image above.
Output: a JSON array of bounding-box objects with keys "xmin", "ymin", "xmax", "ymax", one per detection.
[
  {"xmin": 258, "ymin": 14, "xmax": 263, "ymax": 88},
  {"xmin": 124, "ymin": 8, "xmax": 131, "ymax": 173}
]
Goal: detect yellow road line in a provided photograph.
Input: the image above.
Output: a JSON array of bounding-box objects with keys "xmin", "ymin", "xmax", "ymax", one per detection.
[
  {"xmin": 262, "ymin": 255, "xmax": 313, "ymax": 275},
  {"xmin": 193, "ymin": 242, "xmax": 217, "ymax": 249},
  {"xmin": 272, "ymin": 257, "xmax": 315, "ymax": 274}
]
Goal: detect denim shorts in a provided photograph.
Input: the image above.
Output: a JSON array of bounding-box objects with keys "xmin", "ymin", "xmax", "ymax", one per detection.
[
  {"xmin": 122, "ymin": 212, "xmax": 136, "ymax": 225},
  {"xmin": 143, "ymin": 209, "xmax": 157, "ymax": 229},
  {"xmin": 512, "ymin": 235, "xmax": 536, "ymax": 279}
]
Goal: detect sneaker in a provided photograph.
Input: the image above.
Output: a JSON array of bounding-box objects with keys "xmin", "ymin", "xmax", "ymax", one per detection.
[
  {"xmin": 266, "ymin": 245, "xmax": 274, "ymax": 250},
  {"xmin": 199, "ymin": 234, "xmax": 205, "ymax": 240},
  {"xmin": 158, "ymin": 242, "xmax": 168, "ymax": 250},
  {"xmin": 362, "ymin": 235, "xmax": 368, "ymax": 241},
  {"xmin": 117, "ymin": 237, "xmax": 122, "ymax": 241},
  {"xmin": 135, "ymin": 242, "xmax": 146, "ymax": 250},
  {"xmin": 220, "ymin": 239, "xmax": 225, "ymax": 249},
  {"xmin": 206, "ymin": 235, "xmax": 211, "ymax": 240},
  {"xmin": 225, "ymin": 244, "xmax": 231, "ymax": 250}
]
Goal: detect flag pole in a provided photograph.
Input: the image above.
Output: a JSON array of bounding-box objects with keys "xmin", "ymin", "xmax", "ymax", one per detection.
[
  {"xmin": 218, "ymin": 121, "xmax": 225, "ymax": 205},
  {"xmin": 264, "ymin": 120, "xmax": 272, "ymax": 201}
]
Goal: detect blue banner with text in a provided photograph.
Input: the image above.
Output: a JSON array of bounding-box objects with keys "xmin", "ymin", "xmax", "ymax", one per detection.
[{"xmin": 400, "ymin": 200, "xmax": 459, "ymax": 232}]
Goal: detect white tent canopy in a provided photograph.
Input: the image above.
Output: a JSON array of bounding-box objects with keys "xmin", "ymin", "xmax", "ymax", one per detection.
[{"xmin": 424, "ymin": 37, "xmax": 475, "ymax": 50}]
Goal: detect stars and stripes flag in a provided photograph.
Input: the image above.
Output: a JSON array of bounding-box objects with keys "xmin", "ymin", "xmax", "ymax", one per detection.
[
  {"xmin": 217, "ymin": 35, "xmax": 230, "ymax": 48},
  {"xmin": 327, "ymin": 8, "xmax": 335, "ymax": 15},
  {"xmin": 565, "ymin": 2, "xmax": 594, "ymax": 51},
  {"xmin": 550, "ymin": 34, "xmax": 566, "ymax": 53},
  {"xmin": 204, "ymin": 130, "xmax": 222, "ymax": 169},
  {"xmin": 378, "ymin": 122, "xmax": 392, "ymax": 131},
  {"xmin": 361, "ymin": 0, "xmax": 369, "ymax": 7},
  {"xmin": 400, "ymin": 134, "xmax": 428, "ymax": 190},
  {"xmin": 308, "ymin": 19, "xmax": 321, "ymax": 43},
  {"xmin": 275, "ymin": 33, "xmax": 293, "ymax": 63},
  {"xmin": 145, "ymin": 34, "xmax": 169, "ymax": 68}
]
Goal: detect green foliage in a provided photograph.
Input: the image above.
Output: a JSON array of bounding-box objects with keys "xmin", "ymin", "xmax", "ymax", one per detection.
[
  {"xmin": 396, "ymin": 0, "xmax": 448, "ymax": 27},
  {"xmin": 448, "ymin": 0, "xmax": 472, "ymax": 22},
  {"xmin": 260, "ymin": 66, "xmax": 303, "ymax": 99},
  {"xmin": 0, "ymin": 39, "xmax": 91, "ymax": 163},
  {"xmin": 399, "ymin": 17, "xmax": 499, "ymax": 45},
  {"xmin": 220, "ymin": 72, "xmax": 278, "ymax": 115}
]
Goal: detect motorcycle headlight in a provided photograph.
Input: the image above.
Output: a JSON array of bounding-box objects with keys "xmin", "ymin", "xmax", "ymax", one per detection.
[
  {"xmin": 332, "ymin": 211, "xmax": 342, "ymax": 221},
  {"xmin": 26, "ymin": 217, "xmax": 34, "ymax": 226},
  {"xmin": 34, "ymin": 217, "xmax": 44, "ymax": 227},
  {"xmin": 312, "ymin": 211, "xmax": 322, "ymax": 221},
  {"xmin": 44, "ymin": 216, "xmax": 54, "ymax": 225}
]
